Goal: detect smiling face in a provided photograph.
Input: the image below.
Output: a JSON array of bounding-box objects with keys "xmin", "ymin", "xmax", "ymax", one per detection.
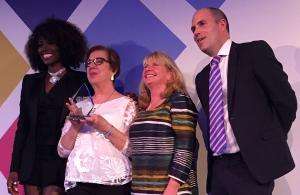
[
  {"xmin": 86, "ymin": 49, "xmax": 113, "ymax": 85},
  {"xmin": 37, "ymin": 38, "xmax": 60, "ymax": 66},
  {"xmin": 191, "ymin": 8, "xmax": 229, "ymax": 57},
  {"xmin": 143, "ymin": 58, "xmax": 171, "ymax": 89}
]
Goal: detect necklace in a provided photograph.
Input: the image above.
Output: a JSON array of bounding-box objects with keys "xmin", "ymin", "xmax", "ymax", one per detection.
[
  {"xmin": 48, "ymin": 68, "xmax": 66, "ymax": 84},
  {"xmin": 93, "ymin": 89, "xmax": 116, "ymax": 105},
  {"xmin": 91, "ymin": 89, "xmax": 116, "ymax": 114}
]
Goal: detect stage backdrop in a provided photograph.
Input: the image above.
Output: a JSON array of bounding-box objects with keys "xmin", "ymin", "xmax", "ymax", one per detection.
[{"xmin": 1, "ymin": 1, "xmax": 299, "ymax": 194}]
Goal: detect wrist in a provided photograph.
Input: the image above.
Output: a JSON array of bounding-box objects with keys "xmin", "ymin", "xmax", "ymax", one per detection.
[
  {"xmin": 71, "ymin": 125, "xmax": 81, "ymax": 132},
  {"xmin": 168, "ymin": 178, "xmax": 180, "ymax": 189},
  {"xmin": 103, "ymin": 125, "xmax": 113, "ymax": 139}
]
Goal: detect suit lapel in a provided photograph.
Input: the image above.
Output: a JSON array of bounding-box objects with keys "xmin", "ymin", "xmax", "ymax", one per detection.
[
  {"xmin": 29, "ymin": 73, "xmax": 45, "ymax": 133},
  {"xmin": 227, "ymin": 42, "xmax": 238, "ymax": 115},
  {"xmin": 202, "ymin": 65, "xmax": 210, "ymax": 116},
  {"xmin": 196, "ymin": 65, "xmax": 210, "ymax": 151}
]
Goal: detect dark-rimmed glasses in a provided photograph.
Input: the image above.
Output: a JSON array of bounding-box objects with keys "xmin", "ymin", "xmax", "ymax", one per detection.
[{"xmin": 85, "ymin": 57, "xmax": 110, "ymax": 68}]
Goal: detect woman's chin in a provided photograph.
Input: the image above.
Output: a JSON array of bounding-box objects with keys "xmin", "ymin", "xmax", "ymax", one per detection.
[{"xmin": 88, "ymin": 79, "xmax": 98, "ymax": 85}]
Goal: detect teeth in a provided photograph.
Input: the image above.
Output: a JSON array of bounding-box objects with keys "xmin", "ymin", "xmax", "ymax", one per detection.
[
  {"xmin": 145, "ymin": 74, "xmax": 156, "ymax": 78},
  {"xmin": 43, "ymin": 54, "xmax": 52, "ymax": 58}
]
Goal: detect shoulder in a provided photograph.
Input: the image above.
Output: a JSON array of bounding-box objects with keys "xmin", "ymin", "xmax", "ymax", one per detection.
[
  {"xmin": 122, "ymin": 96, "xmax": 137, "ymax": 117},
  {"xmin": 235, "ymin": 40, "xmax": 272, "ymax": 52},
  {"xmin": 68, "ymin": 70, "xmax": 87, "ymax": 80},
  {"xmin": 104, "ymin": 96, "xmax": 137, "ymax": 116},
  {"xmin": 119, "ymin": 96, "xmax": 137, "ymax": 108},
  {"xmin": 23, "ymin": 72, "xmax": 42, "ymax": 79},
  {"xmin": 169, "ymin": 92, "xmax": 197, "ymax": 110},
  {"xmin": 22, "ymin": 72, "xmax": 43, "ymax": 84},
  {"xmin": 66, "ymin": 70, "xmax": 89, "ymax": 89},
  {"xmin": 169, "ymin": 91, "xmax": 189, "ymax": 101}
]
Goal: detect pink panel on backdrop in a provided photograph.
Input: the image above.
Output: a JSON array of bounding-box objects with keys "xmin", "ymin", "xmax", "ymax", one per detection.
[{"xmin": 0, "ymin": 118, "xmax": 24, "ymax": 195}]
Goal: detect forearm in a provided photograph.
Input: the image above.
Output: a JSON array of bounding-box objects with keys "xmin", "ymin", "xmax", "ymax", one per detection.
[
  {"xmin": 167, "ymin": 177, "xmax": 180, "ymax": 188},
  {"xmin": 10, "ymin": 137, "xmax": 23, "ymax": 172},
  {"xmin": 101, "ymin": 124, "xmax": 128, "ymax": 151},
  {"xmin": 11, "ymin": 120, "xmax": 28, "ymax": 172},
  {"xmin": 169, "ymin": 93, "xmax": 198, "ymax": 182},
  {"xmin": 11, "ymin": 83, "xmax": 28, "ymax": 172},
  {"xmin": 59, "ymin": 126, "xmax": 79, "ymax": 152},
  {"xmin": 170, "ymin": 112, "xmax": 197, "ymax": 182},
  {"xmin": 163, "ymin": 178, "xmax": 181, "ymax": 195}
]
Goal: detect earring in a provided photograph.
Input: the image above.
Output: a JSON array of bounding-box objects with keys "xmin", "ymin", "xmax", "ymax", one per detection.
[{"xmin": 110, "ymin": 74, "xmax": 115, "ymax": 81}]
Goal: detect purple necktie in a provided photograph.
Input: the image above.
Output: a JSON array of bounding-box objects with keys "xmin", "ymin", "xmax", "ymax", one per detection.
[{"xmin": 209, "ymin": 56, "xmax": 226, "ymax": 155}]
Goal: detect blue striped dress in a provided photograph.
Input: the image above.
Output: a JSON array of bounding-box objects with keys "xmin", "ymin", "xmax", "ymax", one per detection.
[{"xmin": 129, "ymin": 92, "xmax": 199, "ymax": 195}]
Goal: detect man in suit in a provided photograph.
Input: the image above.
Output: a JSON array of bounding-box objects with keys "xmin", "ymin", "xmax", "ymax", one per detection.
[{"xmin": 191, "ymin": 7, "xmax": 297, "ymax": 195}]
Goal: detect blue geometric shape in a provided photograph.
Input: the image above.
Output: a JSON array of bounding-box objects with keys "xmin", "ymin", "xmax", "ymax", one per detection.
[
  {"xmin": 85, "ymin": 0, "xmax": 186, "ymax": 94},
  {"xmin": 186, "ymin": 0, "xmax": 225, "ymax": 10},
  {"xmin": 5, "ymin": 0, "xmax": 81, "ymax": 30}
]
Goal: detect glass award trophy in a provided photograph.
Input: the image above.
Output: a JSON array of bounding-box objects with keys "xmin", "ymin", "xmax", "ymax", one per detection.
[{"xmin": 67, "ymin": 83, "xmax": 94, "ymax": 120}]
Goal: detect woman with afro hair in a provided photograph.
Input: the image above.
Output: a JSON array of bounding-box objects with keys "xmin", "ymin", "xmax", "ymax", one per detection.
[{"xmin": 7, "ymin": 18, "xmax": 89, "ymax": 195}]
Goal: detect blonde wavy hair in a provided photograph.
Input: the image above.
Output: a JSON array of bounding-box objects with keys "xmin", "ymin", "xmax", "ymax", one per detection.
[{"xmin": 138, "ymin": 51, "xmax": 188, "ymax": 109}]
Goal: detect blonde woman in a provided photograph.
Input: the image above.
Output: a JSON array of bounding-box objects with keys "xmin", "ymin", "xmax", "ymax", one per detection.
[{"xmin": 129, "ymin": 51, "xmax": 199, "ymax": 195}]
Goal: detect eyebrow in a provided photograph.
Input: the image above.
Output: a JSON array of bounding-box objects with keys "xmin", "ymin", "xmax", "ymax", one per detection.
[
  {"xmin": 144, "ymin": 62, "xmax": 159, "ymax": 67},
  {"xmin": 192, "ymin": 19, "xmax": 206, "ymax": 32}
]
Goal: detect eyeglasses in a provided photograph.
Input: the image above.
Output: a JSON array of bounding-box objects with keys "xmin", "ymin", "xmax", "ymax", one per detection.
[{"xmin": 85, "ymin": 57, "xmax": 110, "ymax": 68}]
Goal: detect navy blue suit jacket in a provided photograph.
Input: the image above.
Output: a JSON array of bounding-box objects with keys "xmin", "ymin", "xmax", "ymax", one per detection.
[{"xmin": 195, "ymin": 41, "xmax": 297, "ymax": 193}]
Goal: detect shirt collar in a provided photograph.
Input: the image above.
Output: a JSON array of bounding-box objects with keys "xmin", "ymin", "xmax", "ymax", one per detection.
[{"xmin": 217, "ymin": 39, "xmax": 232, "ymax": 57}]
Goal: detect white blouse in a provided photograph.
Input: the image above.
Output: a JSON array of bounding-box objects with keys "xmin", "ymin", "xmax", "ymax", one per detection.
[{"xmin": 57, "ymin": 96, "xmax": 136, "ymax": 190}]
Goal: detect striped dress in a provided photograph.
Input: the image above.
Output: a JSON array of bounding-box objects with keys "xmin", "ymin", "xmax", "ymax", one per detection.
[{"xmin": 129, "ymin": 92, "xmax": 199, "ymax": 195}]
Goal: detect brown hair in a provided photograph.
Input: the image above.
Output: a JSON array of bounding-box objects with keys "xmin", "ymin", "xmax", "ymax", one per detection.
[
  {"xmin": 138, "ymin": 51, "xmax": 188, "ymax": 109},
  {"xmin": 206, "ymin": 7, "xmax": 230, "ymax": 33},
  {"xmin": 86, "ymin": 45, "xmax": 120, "ymax": 79}
]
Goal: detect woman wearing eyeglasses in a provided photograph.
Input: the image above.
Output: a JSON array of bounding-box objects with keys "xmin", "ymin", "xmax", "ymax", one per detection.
[
  {"xmin": 8, "ymin": 18, "xmax": 88, "ymax": 195},
  {"xmin": 57, "ymin": 45, "xmax": 136, "ymax": 195}
]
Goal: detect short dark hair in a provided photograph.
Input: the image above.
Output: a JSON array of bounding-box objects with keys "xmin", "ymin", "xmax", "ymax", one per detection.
[
  {"xmin": 25, "ymin": 18, "xmax": 87, "ymax": 71},
  {"xmin": 206, "ymin": 7, "xmax": 230, "ymax": 33},
  {"xmin": 86, "ymin": 45, "xmax": 120, "ymax": 79}
]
